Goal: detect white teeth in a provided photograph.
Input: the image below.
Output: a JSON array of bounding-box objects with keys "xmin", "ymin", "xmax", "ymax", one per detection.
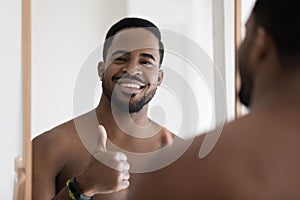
[{"xmin": 119, "ymin": 82, "xmax": 141, "ymax": 89}]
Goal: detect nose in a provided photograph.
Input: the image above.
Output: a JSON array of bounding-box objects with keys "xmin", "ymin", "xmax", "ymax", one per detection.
[{"xmin": 123, "ymin": 59, "xmax": 142, "ymax": 76}]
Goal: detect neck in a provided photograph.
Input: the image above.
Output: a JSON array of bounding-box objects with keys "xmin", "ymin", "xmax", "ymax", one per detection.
[
  {"xmin": 96, "ymin": 95, "xmax": 151, "ymax": 126},
  {"xmin": 94, "ymin": 95, "xmax": 171, "ymax": 153},
  {"xmin": 251, "ymin": 66, "xmax": 300, "ymax": 112},
  {"xmin": 95, "ymin": 95, "xmax": 158, "ymax": 140}
]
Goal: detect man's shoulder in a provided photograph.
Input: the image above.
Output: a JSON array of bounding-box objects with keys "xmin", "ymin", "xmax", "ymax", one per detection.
[
  {"xmin": 32, "ymin": 119, "xmax": 80, "ymax": 156},
  {"xmin": 151, "ymin": 121, "xmax": 176, "ymax": 146},
  {"xmin": 33, "ymin": 119, "xmax": 76, "ymax": 139},
  {"xmin": 32, "ymin": 110, "xmax": 98, "ymax": 155},
  {"xmin": 183, "ymin": 114, "xmax": 257, "ymax": 167}
]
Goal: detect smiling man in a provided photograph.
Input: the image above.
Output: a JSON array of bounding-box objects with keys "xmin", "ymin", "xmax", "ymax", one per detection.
[{"xmin": 32, "ymin": 18, "xmax": 174, "ymax": 200}]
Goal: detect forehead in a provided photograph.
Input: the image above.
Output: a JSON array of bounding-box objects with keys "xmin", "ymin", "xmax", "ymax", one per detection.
[{"xmin": 107, "ymin": 28, "xmax": 160, "ymax": 56}]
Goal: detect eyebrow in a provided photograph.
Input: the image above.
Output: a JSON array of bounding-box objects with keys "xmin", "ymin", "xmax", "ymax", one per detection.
[
  {"xmin": 111, "ymin": 50, "xmax": 129, "ymax": 57},
  {"xmin": 111, "ymin": 51, "xmax": 156, "ymax": 61},
  {"xmin": 140, "ymin": 53, "xmax": 156, "ymax": 61}
]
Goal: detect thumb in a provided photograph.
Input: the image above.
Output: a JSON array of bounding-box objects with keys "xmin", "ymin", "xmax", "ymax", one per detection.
[{"xmin": 98, "ymin": 125, "xmax": 107, "ymax": 152}]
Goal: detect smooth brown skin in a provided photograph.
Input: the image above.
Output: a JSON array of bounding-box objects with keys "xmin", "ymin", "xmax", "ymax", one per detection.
[
  {"xmin": 32, "ymin": 28, "xmax": 174, "ymax": 200},
  {"xmin": 127, "ymin": 14, "xmax": 300, "ymax": 199}
]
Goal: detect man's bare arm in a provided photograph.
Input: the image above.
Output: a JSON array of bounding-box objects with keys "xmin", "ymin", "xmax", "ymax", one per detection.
[{"xmin": 33, "ymin": 125, "xmax": 130, "ymax": 200}]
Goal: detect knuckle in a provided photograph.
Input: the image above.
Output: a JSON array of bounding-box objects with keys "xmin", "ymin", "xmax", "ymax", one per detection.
[
  {"xmin": 117, "ymin": 161, "xmax": 130, "ymax": 171},
  {"xmin": 115, "ymin": 151, "xmax": 127, "ymax": 161}
]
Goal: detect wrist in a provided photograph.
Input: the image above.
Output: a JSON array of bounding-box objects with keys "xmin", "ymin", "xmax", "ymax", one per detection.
[
  {"xmin": 75, "ymin": 174, "xmax": 95, "ymax": 197},
  {"xmin": 66, "ymin": 177, "xmax": 94, "ymax": 200}
]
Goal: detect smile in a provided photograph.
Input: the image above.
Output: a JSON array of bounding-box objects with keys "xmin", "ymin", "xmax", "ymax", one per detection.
[
  {"xmin": 119, "ymin": 82, "xmax": 144, "ymax": 89},
  {"xmin": 117, "ymin": 77, "xmax": 147, "ymax": 89},
  {"xmin": 115, "ymin": 78, "xmax": 148, "ymax": 94}
]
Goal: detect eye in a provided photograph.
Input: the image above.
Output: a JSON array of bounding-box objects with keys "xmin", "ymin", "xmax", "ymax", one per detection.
[
  {"xmin": 140, "ymin": 60, "xmax": 154, "ymax": 67},
  {"xmin": 114, "ymin": 57, "xmax": 127, "ymax": 64}
]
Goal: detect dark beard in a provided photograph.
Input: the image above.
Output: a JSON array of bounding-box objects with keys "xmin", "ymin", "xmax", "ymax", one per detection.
[
  {"xmin": 112, "ymin": 88, "xmax": 157, "ymax": 113},
  {"xmin": 238, "ymin": 81, "xmax": 252, "ymax": 108},
  {"xmin": 102, "ymin": 80, "xmax": 157, "ymax": 113}
]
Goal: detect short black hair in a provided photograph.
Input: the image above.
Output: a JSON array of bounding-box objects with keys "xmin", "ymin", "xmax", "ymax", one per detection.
[
  {"xmin": 102, "ymin": 17, "xmax": 164, "ymax": 66},
  {"xmin": 253, "ymin": 0, "xmax": 300, "ymax": 56}
]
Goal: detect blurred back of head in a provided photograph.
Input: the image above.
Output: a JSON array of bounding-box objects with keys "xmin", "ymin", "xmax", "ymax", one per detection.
[{"xmin": 253, "ymin": 0, "xmax": 300, "ymax": 59}]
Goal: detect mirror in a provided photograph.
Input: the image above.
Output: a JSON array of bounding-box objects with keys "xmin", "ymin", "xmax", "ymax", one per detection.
[{"xmin": 31, "ymin": 0, "xmax": 238, "ymax": 140}]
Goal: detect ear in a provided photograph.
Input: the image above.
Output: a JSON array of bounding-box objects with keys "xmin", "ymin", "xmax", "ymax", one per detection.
[
  {"xmin": 250, "ymin": 27, "xmax": 271, "ymax": 65},
  {"xmin": 157, "ymin": 70, "xmax": 164, "ymax": 86},
  {"xmin": 98, "ymin": 61, "xmax": 105, "ymax": 80}
]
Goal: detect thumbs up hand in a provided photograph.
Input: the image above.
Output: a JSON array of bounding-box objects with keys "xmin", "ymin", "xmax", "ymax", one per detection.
[
  {"xmin": 94, "ymin": 125, "xmax": 130, "ymax": 190},
  {"xmin": 75, "ymin": 125, "xmax": 130, "ymax": 197}
]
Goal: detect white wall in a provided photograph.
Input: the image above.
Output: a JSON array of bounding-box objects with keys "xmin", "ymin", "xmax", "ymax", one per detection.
[{"xmin": 0, "ymin": 0, "xmax": 22, "ymax": 199}]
